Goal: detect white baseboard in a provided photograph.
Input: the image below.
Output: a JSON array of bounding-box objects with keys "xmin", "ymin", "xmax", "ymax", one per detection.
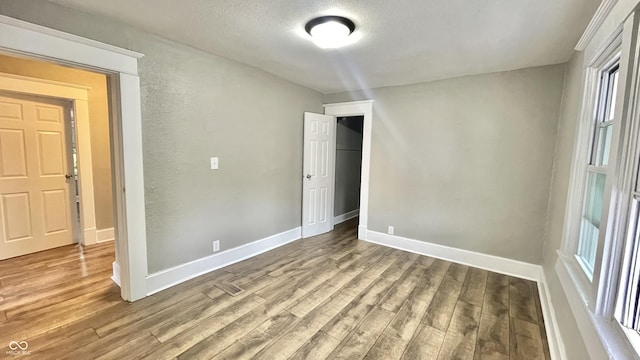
[
  {"xmin": 358, "ymin": 225, "xmax": 367, "ymax": 240},
  {"xmin": 111, "ymin": 260, "xmax": 121, "ymax": 287},
  {"xmin": 334, "ymin": 209, "xmax": 359, "ymax": 225},
  {"xmin": 145, "ymin": 227, "xmax": 302, "ymax": 296},
  {"xmin": 538, "ymin": 269, "xmax": 566, "ymax": 360},
  {"xmin": 365, "ymin": 230, "xmax": 541, "ymax": 281},
  {"xmin": 97, "ymin": 227, "xmax": 115, "ymax": 243},
  {"xmin": 83, "ymin": 227, "xmax": 97, "ymax": 246},
  {"xmin": 364, "ymin": 230, "xmax": 566, "ymax": 359}
]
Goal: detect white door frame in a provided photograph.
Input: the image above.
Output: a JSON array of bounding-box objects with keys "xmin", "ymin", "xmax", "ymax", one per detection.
[
  {"xmin": 323, "ymin": 100, "xmax": 373, "ymax": 239},
  {"xmin": 0, "ymin": 72, "xmax": 100, "ymax": 248},
  {"xmin": 0, "ymin": 15, "xmax": 148, "ymax": 301}
]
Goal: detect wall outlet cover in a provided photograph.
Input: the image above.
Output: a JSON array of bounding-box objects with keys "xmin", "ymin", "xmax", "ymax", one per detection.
[{"xmin": 210, "ymin": 157, "xmax": 219, "ymax": 170}]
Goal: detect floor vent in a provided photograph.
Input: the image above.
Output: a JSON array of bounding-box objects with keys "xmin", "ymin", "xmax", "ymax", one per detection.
[{"xmin": 215, "ymin": 280, "xmax": 243, "ymax": 296}]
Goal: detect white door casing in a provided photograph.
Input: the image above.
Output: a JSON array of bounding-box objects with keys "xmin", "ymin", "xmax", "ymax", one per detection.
[
  {"xmin": 0, "ymin": 92, "xmax": 75, "ymax": 259},
  {"xmin": 0, "ymin": 15, "xmax": 147, "ymax": 301},
  {"xmin": 323, "ymin": 101, "xmax": 374, "ymax": 240},
  {"xmin": 302, "ymin": 112, "xmax": 335, "ymax": 238},
  {"xmin": 0, "ymin": 73, "xmax": 99, "ymax": 251}
]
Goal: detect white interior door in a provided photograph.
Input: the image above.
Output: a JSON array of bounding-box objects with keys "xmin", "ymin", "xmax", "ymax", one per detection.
[
  {"xmin": 302, "ymin": 112, "xmax": 335, "ymax": 238},
  {"xmin": 0, "ymin": 92, "xmax": 75, "ymax": 260}
]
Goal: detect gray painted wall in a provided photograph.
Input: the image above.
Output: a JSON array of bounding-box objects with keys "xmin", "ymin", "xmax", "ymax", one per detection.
[
  {"xmin": 324, "ymin": 65, "xmax": 566, "ymax": 263},
  {"xmin": 335, "ymin": 117, "xmax": 363, "ymax": 217},
  {"xmin": 541, "ymin": 52, "xmax": 593, "ymax": 359},
  {"xmin": 0, "ymin": 5, "xmax": 595, "ymax": 356},
  {"xmin": 0, "ymin": 0, "xmax": 323, "ymax": 273}
]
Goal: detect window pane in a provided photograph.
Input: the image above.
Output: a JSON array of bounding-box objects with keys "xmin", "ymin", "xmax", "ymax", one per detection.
[
  {"xmin": 609, "ymin": 70, "xmax": 619, "ymax": 121},
  {"xmin": 577, "ymin": 171, "xmax": 607, "ymax": 278},
  {"xmin": 595, "ymin": 124, "xmax": 614, "ymax": 166},
  {"xmin": 619, "ymin": 200, "xmax": 640, "ymax": 330}
]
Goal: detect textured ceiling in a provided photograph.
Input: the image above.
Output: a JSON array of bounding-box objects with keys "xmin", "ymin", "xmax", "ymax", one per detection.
[{"xmin": 47, "ymin": 0, "xmax": 601, "ymax": 93}]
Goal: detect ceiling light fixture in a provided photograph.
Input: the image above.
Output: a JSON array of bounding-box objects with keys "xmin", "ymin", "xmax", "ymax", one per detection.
[{"xmin": 305, "ymin": 16, "xmax": 356, "ymax": 49}]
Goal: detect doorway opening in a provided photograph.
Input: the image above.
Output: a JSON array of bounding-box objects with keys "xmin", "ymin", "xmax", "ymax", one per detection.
[
  {"xmin": 0, "ymin": 53, "xmax": 115, "ymax": 251},
  {"xmin": 0, "ymin": 15, "xmax": 148, "ymax": 301},
  {"xmin": 301, "ymin": 100, "xmax": 373, "ymax": 240},
  {"xmin": 334, "ymin": 116, "xmax": 364, "ymax": 229},
  {"xmin": 0, "ymin": 53, "xmax": 120, "ymax": 321}
]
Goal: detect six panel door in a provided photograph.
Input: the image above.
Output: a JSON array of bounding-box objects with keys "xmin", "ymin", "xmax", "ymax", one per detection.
[
  {"xmin": 302, "ymin": 112, "xmax": 335, "ymax": 238},
  {"xmin": 0, "ymin": 92, "xmax": 74, "ymax": 260}
]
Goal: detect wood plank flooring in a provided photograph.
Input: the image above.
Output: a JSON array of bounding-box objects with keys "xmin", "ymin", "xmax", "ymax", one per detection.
[{"xmin": 0, "ymin": 219, "xmax": 551, "ymax": 360}]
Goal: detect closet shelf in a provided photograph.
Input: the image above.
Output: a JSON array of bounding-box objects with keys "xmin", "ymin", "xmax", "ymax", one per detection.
[{"xmin": 336, "ymin": 146, "xmax": 362, "ymax": 151}]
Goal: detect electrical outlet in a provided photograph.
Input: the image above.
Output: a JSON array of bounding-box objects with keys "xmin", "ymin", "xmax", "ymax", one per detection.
[
  {"xmin": 210, "ymin": 157, "xmax": 219, "ymax": 170},
  {"xmin": 213, "ymin": 240, "xmax": 220, "ymax": 252},
  {"xmin": 388, "ymin": 226, "xmax": 394, "ymax": 235}
]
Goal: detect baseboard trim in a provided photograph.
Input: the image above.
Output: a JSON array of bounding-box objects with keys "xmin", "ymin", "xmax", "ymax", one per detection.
[
  {"xmin": 334, "ymin": 209, "xmax": 359, "ymax": 225},
  {"xmin": 365, "ymin": 230, "xmax": 541, "ymax": 281},
  {"xmin": 83, "ymin": 227, "xmax": 97, "ymax": 246},
  {"xmin": 145, "ymin": 227, "xmax": 302, "ymax": 295},
  {"xmin": 538, "ymin": 269, "xmax": 566, "ymax": 360},
  {"xmin": 97, "ymin": 227, "xmax": 115, "ymax": 243},
  {"xmin": 363, "ymin": 230, "xmax": 566, "ymax": 358},
  {"xmin": 358, "ymin": 225, "xmax": 367, "ymax": 240},
  {"xmin": 111, "ymin": 260, "xmax": 121, "ymax": 287}
]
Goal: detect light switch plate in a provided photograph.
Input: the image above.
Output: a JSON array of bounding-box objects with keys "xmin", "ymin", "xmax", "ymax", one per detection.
[{"xmin": 210, "ymin": 157, "xmax": 219, "ymax": 170}]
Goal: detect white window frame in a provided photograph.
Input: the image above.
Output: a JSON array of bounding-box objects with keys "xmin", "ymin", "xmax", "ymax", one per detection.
[
  {"xmin": 574, "ymin": 55, "xmax": 620, "ymax": 281},
  {"xmin": 561, "ymin": 32, "xmax": 624, "ymax": 311},
  {"xmin": 611, "ymin": 11, "xmax": 640, "ymax": 351},
  {"xmin": 558, "ymin": 9, "xmax": 640, "ymax": 359}
]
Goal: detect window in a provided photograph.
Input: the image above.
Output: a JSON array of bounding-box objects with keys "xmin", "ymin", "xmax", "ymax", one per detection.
[
  {"xmin": 619, "ymin": 199, "xmax": 640, "ymax": 331},
  {"xmin": 558, "ymin": 7, "xmax": 640, "ymax": 359},
  {"xmin": 575, "ymin": 61, "xmax": 620, "ymax": 280},
  {"xmin": 618, "ymin": 80, "xmax": 640, "ymax": 337}
]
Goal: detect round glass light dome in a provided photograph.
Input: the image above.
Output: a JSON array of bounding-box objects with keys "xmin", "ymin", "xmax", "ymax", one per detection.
[{"xmin": 305, "ymin": 16, "xmax": 356, "ymax": 49}]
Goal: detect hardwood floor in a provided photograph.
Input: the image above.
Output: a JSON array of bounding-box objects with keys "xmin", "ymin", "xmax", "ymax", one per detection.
[{"xmin": 0, "ymin": 219, "xmax": 551, "ymax": 360}]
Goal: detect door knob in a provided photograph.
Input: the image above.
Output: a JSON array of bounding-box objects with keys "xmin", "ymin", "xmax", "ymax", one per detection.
[
  {"xmin": 306, "ymin": 174, "xmax": 312, "ymax": 180},
  {"xmin": 65, "ymin": 174, "xmax": 73, "ymax": 179}
]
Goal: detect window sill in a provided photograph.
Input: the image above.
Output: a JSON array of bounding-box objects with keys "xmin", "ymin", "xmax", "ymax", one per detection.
[
  {"xmin": 621, "ymin": 325, "xmax": 640, "ymax": 355},
  {"xmin": 555, "ymin": 252, "xmax": 639, "ymax": 359}
]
